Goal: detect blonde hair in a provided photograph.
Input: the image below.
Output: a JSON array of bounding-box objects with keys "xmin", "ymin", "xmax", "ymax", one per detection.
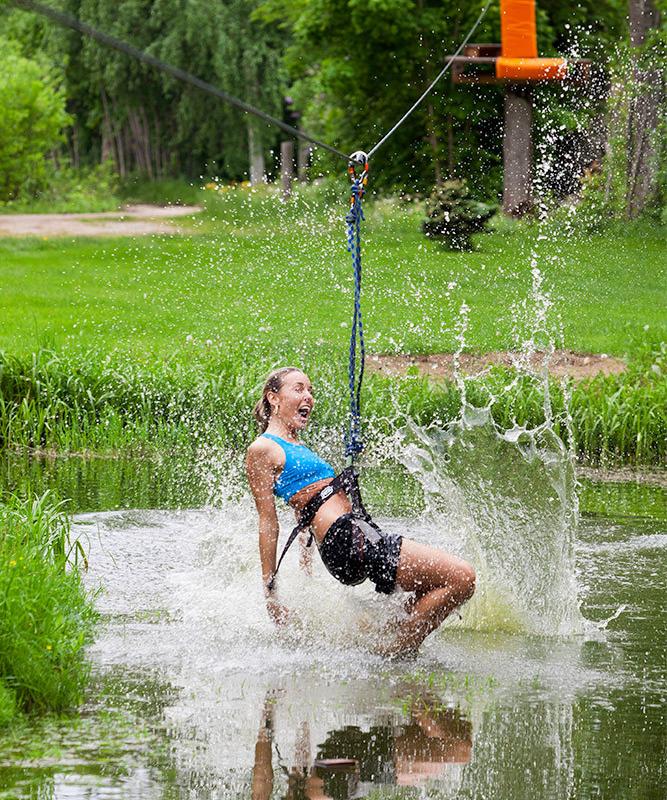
[{"xmin": 253, "ymin": 367, "xmax": 302, "ymax": 433}]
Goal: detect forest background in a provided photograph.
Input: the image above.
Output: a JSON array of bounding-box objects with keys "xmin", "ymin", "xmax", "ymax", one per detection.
[{"xmin": 1, "ymin": 0, "xmax": 665, "ymax": 219}]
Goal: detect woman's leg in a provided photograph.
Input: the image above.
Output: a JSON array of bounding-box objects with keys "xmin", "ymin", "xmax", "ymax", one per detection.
[{"xmin": 389, "ymin": 539, "xmax": 475, "ymax": 655}]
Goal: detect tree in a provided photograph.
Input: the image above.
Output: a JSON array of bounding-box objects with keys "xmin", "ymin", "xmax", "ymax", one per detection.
[
  {"xmin": 0, "ymin": 40, "xmax": 71, "ymax": 201},
  {"xmin": 3, "ymin": 0, "xmax": 285, "ymax": 181},
  {"xmin": 626, "ymin": 0, "xmax": 665, "ymax": 216},
  {"xmin": 256, "ymin": 0, "xmax": 631, "ymax": 197}
]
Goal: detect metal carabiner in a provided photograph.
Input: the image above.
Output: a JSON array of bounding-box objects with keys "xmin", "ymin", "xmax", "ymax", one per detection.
[{"xmin": 347, "ymin": 150, "xmax": 369, "ymax": 185}]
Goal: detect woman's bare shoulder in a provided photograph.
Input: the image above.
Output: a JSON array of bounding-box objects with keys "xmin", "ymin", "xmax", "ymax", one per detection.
[{"xmin": 247, "ymin": 435, "xmax": 282, "ymax": 464}]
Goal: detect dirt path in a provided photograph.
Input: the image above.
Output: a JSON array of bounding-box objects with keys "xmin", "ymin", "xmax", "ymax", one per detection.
[
  {"xmin": 367, "ymin": 350, "xmax": 627, "ymax": 381},
  {"xmin": 0, "ymin": 204, "xmax": 202, "ymax": 237}
]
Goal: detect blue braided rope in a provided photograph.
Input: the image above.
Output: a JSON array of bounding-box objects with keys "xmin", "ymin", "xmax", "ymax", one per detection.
[{"xmin": 345, "ymin": 178, "xmax": 366, "ymax": 460}]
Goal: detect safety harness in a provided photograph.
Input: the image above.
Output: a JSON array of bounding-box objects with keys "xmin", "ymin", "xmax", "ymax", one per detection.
[{"xmin": 266, "ymin": 466, "xmax": 372, "ymax": 592}]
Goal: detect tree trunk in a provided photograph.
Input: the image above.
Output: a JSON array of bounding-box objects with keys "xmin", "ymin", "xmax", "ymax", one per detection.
[
  {"xmin": 280, "ymin": 140, "xmax": 294, "ymax": 200},
  {"xmin": 416, "ymin": 0, "xmax": 444, "ymax": 188},
  {"xmin": 426, "ymin": 99, "xmax": 443, "ymax": 186},
  {"xmin": 446, "ymin": 113, "xmax": 455, "ymax": 176},
  {"xmin": 140, "ymin": 106, "xmax": 154, "ymax": 179},
  {"xmin": 101, "ymin": 90, "xmax": 126, "ymax": 177},
  {"xmin": 297, "ymin": 142, "xmax": 311, "ymax": 182},
  {"xmin": 503, "ymin": 88, "xmax": 533, "ymax": 216},
  {"xmin": 247, "ymin": 122, "xmax": 265, "ymax": 185},
  {"xmin": 423, "ymin": 54, "xmax": 443, "ymax": 186},
  {"xmin": 70, "ymin": 125, "xmax": 80, "ymax": 169},
  {"xmin": 626, "ymin": 0, "xmax": 663, "ymax": 217}
]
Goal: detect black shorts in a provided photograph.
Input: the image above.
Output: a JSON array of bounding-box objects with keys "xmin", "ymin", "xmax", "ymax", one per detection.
[{"xmin": 317, "ymin": 513, "xmax": 403, "ymax": 595}]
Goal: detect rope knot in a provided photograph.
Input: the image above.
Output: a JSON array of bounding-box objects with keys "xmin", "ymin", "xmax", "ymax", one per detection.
[{"xmin": 345, "ymin": 180, "xmax": 365, "ymax": 226}]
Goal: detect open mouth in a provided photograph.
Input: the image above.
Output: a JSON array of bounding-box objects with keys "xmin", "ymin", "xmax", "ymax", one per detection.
[{"xmin": 298, "ymin": 405, "xmax": 312, "ymax": 420}]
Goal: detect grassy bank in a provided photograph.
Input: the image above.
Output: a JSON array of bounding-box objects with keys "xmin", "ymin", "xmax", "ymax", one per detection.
[
  {"xmin": 0, "ymin": 184, "xmax": 665, "ymax": 467},
  {"xmin": 0, "ymin": 172, "xmax": 207, "ymax": 215},
  {"xmin": 0, "ymin": 492, "xmax": 96, "ymax": 724},
  {"xmin": 1, "ymin": 184, "xmax": 665, "ymax": 359},
  {"xmin": 1, "ymin": 346, "xmax": 665, "ymax": 467}
]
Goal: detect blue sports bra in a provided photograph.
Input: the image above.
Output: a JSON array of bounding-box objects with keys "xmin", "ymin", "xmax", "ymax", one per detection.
[{"xmin": 262, "ymin": 433, "xmax": 335, "ymax": 503}]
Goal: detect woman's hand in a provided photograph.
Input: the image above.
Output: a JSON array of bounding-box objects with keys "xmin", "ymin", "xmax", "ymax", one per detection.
[{"xmin": 266, "ymin": 597, "xmax": 290, "ymax": 626}]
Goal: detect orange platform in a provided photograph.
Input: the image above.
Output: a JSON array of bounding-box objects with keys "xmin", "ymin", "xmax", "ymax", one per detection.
[
  {"xmin": 496, "ymin": 56, "xmax": 567, "ymax": 80},
  {"xmin": 450, "ymin": 0, "xmax": 583, "ymax": 84}
]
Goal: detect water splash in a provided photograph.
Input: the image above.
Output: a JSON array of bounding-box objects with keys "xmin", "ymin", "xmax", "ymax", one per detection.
[{"xmin": 398, "ymin": 405, "xmax": 585, "ymax": 636}]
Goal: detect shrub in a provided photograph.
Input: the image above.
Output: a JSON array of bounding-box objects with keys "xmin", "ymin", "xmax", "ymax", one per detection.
[
  {"xmin": 0, "ymin": 161, "xmax": 120, "ymax": 214},
  {"xmin": 0, "ymin": 492, "xmax": 97, "ymax": 715},
  {"xmin": 422, "ymin": 180, "xmax": 496, "ymax": 250},
  {"xmin": 0, "ymin": 39, "xmax": 71, "ymax": 202}
]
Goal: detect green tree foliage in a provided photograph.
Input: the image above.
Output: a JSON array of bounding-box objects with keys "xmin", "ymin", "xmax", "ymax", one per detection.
[
  {"xmin": 2, "ymin": 0, "xmax": 285, "ymax": 180},
  {"xmin": 2, "ymin": 0, "xmax": 655, "ymax": 204},
  {"xmin": 0, "ymin": 38, "xmax": 71, "ymax": 201},
  {"xmin": 258, "ymin": 0, "xmax": 631, "ymax": 196}
]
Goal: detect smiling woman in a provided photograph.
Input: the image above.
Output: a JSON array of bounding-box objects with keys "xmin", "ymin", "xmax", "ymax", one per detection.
[{"xmin": 246, "ymin": 367, "xmax": 476, "ymax": 656}]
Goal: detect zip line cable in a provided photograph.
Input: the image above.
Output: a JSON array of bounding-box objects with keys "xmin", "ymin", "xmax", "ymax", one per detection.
[
  {"xmin": 367, "ymin": 0, "xmax": 493, "ymax": 158},
  {"xmin": 10, "ymin": 0, "xmax": 350, "ymax": 162}
]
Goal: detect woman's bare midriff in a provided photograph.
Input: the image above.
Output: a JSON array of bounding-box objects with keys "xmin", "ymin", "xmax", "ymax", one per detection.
[{"xmin": 289, "ymin": 479, "xmax": 352, "ymax": 544}]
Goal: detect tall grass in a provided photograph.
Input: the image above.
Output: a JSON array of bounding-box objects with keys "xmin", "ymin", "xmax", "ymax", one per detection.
[
  {"xmin": 1, "ymin": 347, "xmax": 664, "ymax": 467},
  {"xmin": 0, "ymin": 492, "xmax": 97, "ymax": 719}
]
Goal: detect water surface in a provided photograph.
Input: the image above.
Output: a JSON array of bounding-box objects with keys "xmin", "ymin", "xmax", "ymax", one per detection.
[{"xmin": 0, "ymin": 453, "xmax": 665, "ymax": 800}]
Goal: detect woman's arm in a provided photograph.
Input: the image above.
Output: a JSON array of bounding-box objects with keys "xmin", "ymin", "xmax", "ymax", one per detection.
[{"xmin": 246, "ymin": 440, "xmax": 289, "ymax": 625}]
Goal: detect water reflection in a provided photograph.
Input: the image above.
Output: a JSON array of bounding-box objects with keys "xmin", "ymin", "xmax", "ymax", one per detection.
[{"xmin": 251, "ymin": 688, "xmax": 472, "ymax": 800}]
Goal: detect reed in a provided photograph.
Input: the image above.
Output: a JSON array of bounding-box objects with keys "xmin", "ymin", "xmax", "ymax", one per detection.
[
  {"xmin": 0, "ymin": 347, "xmax": 664, "ymax": 467},
  {"xmin": 0, "ymin": 491, "xmax": 97, "ymax": 718}
]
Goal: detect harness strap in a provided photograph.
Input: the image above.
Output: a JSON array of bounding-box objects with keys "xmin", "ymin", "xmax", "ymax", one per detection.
[{"xmin": 266, "ymin": 467, "xmax": 370, "ymax": 591}]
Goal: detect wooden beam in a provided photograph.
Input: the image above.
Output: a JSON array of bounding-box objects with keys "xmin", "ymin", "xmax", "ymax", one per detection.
[{"xmin": 502, "ymin": 89, "xmax": 533, "ymax": 216}]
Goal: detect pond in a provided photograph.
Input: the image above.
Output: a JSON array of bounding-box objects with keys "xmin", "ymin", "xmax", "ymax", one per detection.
[{"xmin": 0, "ymin": 441, "xmax": 665, "ymax": 800}]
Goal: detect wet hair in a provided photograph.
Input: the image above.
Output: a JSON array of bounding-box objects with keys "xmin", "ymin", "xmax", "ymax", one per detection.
[{"xmin": 253, "ymin": 367, "xmax": 302, "ymax": 433}]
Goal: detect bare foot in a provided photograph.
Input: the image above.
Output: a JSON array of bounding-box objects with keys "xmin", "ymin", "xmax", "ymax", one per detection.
[{"xmin": 374, "ymin": 635, "xmax": 421, "ymax": 660}]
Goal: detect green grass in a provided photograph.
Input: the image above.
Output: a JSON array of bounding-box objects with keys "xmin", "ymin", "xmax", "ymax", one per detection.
[
  {"xmin": 118, "ymin": 176, "xmax": 208, "ymax": 207},
  {"xmin": 0, "ymin": 492, "xmax": 97, "ymax": 719},
  {"xmin": 0, "ymin": 170, "xmax": 206, "ymax": 215},
  {"xmin": 0, "ymin": 345, "xmax": 665, "ymax": 466},
  {"xmin": 0, "ymin": 185, "xmax": 665, "ymax": 466},
  {"xmin": 0, "ymin": 185, "xmax": 664, "ymax": 360}
]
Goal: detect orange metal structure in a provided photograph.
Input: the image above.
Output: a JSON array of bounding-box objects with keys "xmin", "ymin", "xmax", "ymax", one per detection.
[
  {"xmin": 450, "ymin": 0, "xmax": 573, "ymax": 84},
  {"xmin": 496, "ymin": 0, "xmax": 566, "ymax": 80},
  {"xmin": 500, "ymin": 0, "xmax": 538, "ymax": 58},
  {"xmin": 447, "ymin": 1, "xmax": 588, "ymax": 216}
]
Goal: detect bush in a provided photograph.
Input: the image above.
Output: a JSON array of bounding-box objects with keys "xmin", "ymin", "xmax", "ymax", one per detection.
[
  {"xmin": 0, "ymin": 160, "xmax": 120, "ymax": 214},
  {"xmin": 0, "ymin": 39, "xmax": 71, "ymax": 202},
  {"xmin": 0, "ymin": 492, "xmax": 97, "ymax": 715},
  {"xmin": 422, "ymin": 180, "xmax": 496, "ymax": 250}
]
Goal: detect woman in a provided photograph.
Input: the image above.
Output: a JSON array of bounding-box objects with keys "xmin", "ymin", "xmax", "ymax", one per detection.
[{"xmin": 246, "ymin": 367, "xmax": 475, "ymax": 655}]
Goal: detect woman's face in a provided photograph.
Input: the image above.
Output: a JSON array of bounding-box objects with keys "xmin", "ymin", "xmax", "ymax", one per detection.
[{"xmin": 269, "ymin": 371, "xmax": 314, "ymax": 431}]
